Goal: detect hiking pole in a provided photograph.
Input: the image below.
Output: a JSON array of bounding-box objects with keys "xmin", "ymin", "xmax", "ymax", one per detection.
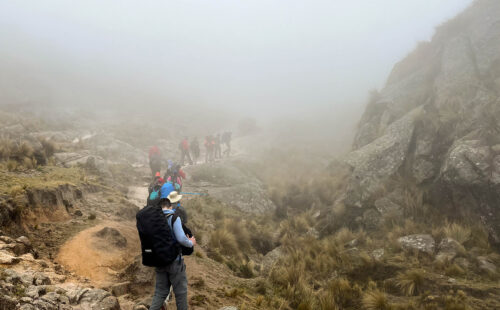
[{"xmin": 180, "ymin": 192, "xmax": 208, "ymax": 196}]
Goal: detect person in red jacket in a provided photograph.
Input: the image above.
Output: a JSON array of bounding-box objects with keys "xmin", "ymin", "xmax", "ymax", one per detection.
[
  {"xmin": 179, "ymin": 137, "xmax": 193, "ymax": 166},
  {"xmin": 149, "ymin": 146, "xmax": 162, "ymax": 177}
]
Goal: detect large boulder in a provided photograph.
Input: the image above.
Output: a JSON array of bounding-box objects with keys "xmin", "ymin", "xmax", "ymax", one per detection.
[{"xmin": 398, "ymin": 234, "xmax": 435, "ymax": 255}]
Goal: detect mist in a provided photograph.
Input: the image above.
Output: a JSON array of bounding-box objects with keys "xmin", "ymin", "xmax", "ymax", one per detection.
[{"xmin": 1, "ymin": 0, "xmax": 472, "ymax": 121}]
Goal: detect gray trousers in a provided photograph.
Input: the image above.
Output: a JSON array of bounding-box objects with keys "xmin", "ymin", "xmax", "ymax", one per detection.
[{"xmin": 150, "ymin": 257, "xmax": 188, "ymax": 310}]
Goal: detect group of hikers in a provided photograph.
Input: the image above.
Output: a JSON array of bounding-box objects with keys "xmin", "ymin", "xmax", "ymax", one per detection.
[
  {"xmin": 176, "ymin": 132, "xmax": 232, "ymax": 166},
  {"xmin": 137, "ymin": 160, "xmax": 193, "ymax": 310},
  {"xmin": 138, "ymin": 133, "xmax": 232, "ymax": 310}
]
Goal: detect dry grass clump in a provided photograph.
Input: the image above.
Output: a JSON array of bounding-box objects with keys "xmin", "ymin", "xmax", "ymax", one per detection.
[
  {"xmin": 445, "ymin": 264, "xmax": 466, "ymax": 277},
  {"xmin": 362, "ymin": 290, "xmax": 392, "ymax": 310},
  {"xmin": 443, "ymin": 222, "xmax": 471, "ymax": 244},
  {"xmin": 325, "ymin": 277, "xmax": 361, "ymax": 309},
  {"xmin": 209, "ymin": 228, "xmax": 238, "ymax": 256},
  {"xmin": 0, "ymin": 137, "xmax": 57, "ymax": 169},
  {"xmin": 395, "ymin": 269, "xmax": 425, "ymax": 296}
]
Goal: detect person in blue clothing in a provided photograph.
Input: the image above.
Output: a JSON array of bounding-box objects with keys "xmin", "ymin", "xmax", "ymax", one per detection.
[
  {"xmin": 160, "ymin": 180, "xmax": 188, "ymax": 224},
  {"xmin": 150, "ymin": 191, "xmax": 196, "ymax": 310}
]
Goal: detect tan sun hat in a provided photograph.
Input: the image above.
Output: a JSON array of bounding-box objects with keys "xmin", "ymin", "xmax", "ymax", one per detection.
[{"xmin": 167, "ymin": 191, "xmax": 183, "ymax": 203}]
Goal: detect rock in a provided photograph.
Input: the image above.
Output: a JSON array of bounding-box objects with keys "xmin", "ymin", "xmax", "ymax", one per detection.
[
  {"xmin": 261, "ymin": 246, "xmax": 283, "ymax": 274},
  {"xmin": 0, "ymin": 294, "xmax": 18, "ymax": 309},
  {"xmin": 34, "ymin": 273, "xmax": 51, "ymax": 285},
  {"xmin": 345, "ymin": 107, "xmax": 422, "ymax": 207},
  {"xmin": 219, "ymin": 307, "xmax": 238, "ymax": 310},
  {"xmin": 442, "ymin": 140, "xmax": 491, "ymax": 186},
  {"xmin": 20, "ymin": 297, "xmax": 33, "ymax": 303},
  {"xmin": 435, "ymin": 238, "xmax": 464, "ymax": 262},
  {"xmin": 16, "ymin": 236, "xmax": 31, "ymax": 246},
  {"xmin": 398, "ymin": 234, "xmax": 435, "ymax": 255},
  {"xmin": 186, "ymin": 162, "xmax": 275, "ymax": 214},
  {"xmin": 345, "ymin": 239, "xmax": 358, "ymax": 248},
  {"xmin": 19, "ymin": 253, "xmax": 36, "ymax": 262},
  {"xmin": 0, "ymin": 235, "xmax": 14, "ymax": 243},
  {"xmin": 110, "ymin": 282, "xmax": 130, "ymax": 297},
  {"xmin": 0, "ymin": 251, "xmax": 20, "ymax": 264},
  {"xmin": 68, "ymin": 288, "xmax": 120, "ymax": 310},
  {"xmin": 92, "ymin": 227, "xmax": 127, "ymax": 249},
  {"xmin": 412, "ymin": 158, "xmax": 436, "ymax": 183},
  {"xmin": 306, "ymin": 227, "xmax": 319, "ymax": 239},
  {"xmin": 74, "ymin": 209, "xmax": 83, "ymax": 216},
  {"xmin": 374, "ymin": 197, "xmax": 403, "ymax": 218},
  {"xmin": 25, "ymin": 285, "xmax": 46, "ymax": 299},
  {"xmin": 362, "ymin": 209, "xmax": 382, "ymax": 230},
  {"xmin": 12, "ymin": 240, "xmax": 32, "ymax": 256},
  {"xmin": 477, "ymin": 256, "xmax": 497, "ymax": 274},
  {"xmin": 371, "ymin": 248, "xmax": 385, "ymax": 261},
  {"xmin": 19, "ymin": 273, "xmax": 35, "ymax": 286},
  {"xmin": 491, "ymin": 144, "xmax": 500, "ymax": 153}
]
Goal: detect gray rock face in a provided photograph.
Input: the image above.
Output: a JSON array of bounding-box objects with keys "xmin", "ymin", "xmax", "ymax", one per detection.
[
  {"xmin": 345, "ymin": 107, "xmax": 421, "ymax": 207},
  {"xmin": 347, "ymin": 0, "xmax": 500, "ymax": 246},
  {"xmin": 398, "ymin": 234, "xmax": 435, "ymax": 255},
  {"xmin": 442, "ymin": 140, "xmax": 492, "ymax": 186}
]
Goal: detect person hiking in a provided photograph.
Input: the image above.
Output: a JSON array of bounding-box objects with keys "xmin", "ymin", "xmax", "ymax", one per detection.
[
  {"xmin": 190, "ymin": 137, "xmax": 200, "ymax": 164},
  {"xmin": 214, "ymin": 134, "xmax": 222, "ymax": 159},
  {"xmin": 149, "ymin": 145, "xmax": 162, "ymax": 177},
  {"xmin": 203, "ymin": 136, "xmax": 210, "ymax": 163},
  {"xmin": 222, "ymin": 131, "xmax": 232, "ymax": 157},
  {"xmin": 147, "ymin": 192, "xmax": 196, "ymax": 310},
  {"xmin": 147, "ymin": 172, "xmax": 165, "ymax": 206},
  {"xmin": 165, "ymin": 163, "xmax": 185, "ymax": 193},
  {"xmin": 179, "ymin": 137, "xmax": 193, "ymax": 166}
]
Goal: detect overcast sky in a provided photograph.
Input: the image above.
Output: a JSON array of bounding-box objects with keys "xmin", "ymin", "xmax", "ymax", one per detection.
[{"xmin": 0, "ymin": 0, "xmax": 472, "ymax": 118}]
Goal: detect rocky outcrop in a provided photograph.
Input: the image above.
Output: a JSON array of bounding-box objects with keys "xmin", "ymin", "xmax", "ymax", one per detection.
[
  {"xmin": 186, "ymin": 161, "xmax": 275, "ymax": 214},
  {"xmin": 0, "ymin": 184, "xmax": 84, "ymax": 231},
  {"xmin": 344, "ymin": 0, "xmax": 500, "ymax": 246},
  {"xmin": 0, "ymin": 229, "xmax": 120, "ymax": 310},
  {"xmin": 398, "ymin": 234, "xmax": 435, "ymax": 255}
]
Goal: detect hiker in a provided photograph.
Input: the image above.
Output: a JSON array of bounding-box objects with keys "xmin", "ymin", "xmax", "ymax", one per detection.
[
  {"xmin": 204, "ymin": 136, "xmax": 212, "ymax": 163},
  {"xmin": 138, "ymin": 192, "xmax": 196, "ymax": 310},
  {"xmin": 164, "ymin": 163, "xmax": 186, "ymax": 193},
  {"xmin": 149, "ymin": 145, "xmax": 162, "ymax": 177},
  {"xmin": 147, "ymin": 172, "xmax": 165, "ymax": 206},
  {"xmin": 222, "ymin": 132, "xmax": 232, "ymax": 157},
  {"xmin": 214, "ymin": 134, "xmax": 222, "ymax": 159},
  {"xmin": 190, "ymin": 137, "xmax": 200, "ymax": 164},
  {"xmin": 179, "ymin": 137, "xmax": 193, "ymax": 166}
]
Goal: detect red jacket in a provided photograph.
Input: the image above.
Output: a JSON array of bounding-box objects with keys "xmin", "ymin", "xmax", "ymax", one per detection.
[
  {"xmin": 149, "ymin": 146, "xmax": 160, "ymax": 159},
  {"xmin": 181, "ymin": 140, "xmax": 189, "ymax": 151}
]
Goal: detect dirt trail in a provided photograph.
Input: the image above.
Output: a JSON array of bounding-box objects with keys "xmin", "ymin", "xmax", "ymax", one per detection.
[{"xmin": 56, "ymin": 221, "xmax": 140, "ymax": 286}]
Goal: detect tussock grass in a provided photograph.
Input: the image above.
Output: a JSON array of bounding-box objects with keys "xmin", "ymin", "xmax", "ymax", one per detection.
[
  {"xmin": 208, "ymin": 228, "xmax": 238, "ymax": 256},
  {"xmin": 362, "ymin": 290, "xmax": 392, "ymax": 310},
  {"xmin": 395, "ymin": 269, "xmax": 425, "ymax": 296},
  {"xmin": 444, "ymin": 222, "xmax": 471, "ymax": 244}
]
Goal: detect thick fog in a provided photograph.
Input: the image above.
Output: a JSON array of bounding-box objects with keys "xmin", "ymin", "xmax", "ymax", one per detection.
[{"xmin": 0, "ymin": 0, "xmax": 471, "ymax": 123}]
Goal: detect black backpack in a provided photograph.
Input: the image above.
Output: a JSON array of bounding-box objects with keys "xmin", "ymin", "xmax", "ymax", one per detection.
[{"xmin": 136, "ymin": 205, "xmax": 180, "ymax": 267}]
